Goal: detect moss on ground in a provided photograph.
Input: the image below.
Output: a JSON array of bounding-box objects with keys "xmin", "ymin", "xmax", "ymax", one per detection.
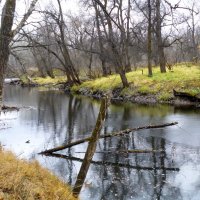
[
  {"xmin": 0, "ymin": 149, "xmax": 76, "ymax": 200},
  {"xmin": 20, "ymin": 75, "xmax": 67, "ymax": 86},
  {"xmin": 72, "ymin": 65, "xmax": 200, "ymax": 101},
  {"xmin": 32, "ymin": 76, "xmax": 67, "ymax": 85}
]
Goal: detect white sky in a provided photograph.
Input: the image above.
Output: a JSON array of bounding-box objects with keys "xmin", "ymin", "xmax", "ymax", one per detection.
[{"xmin": 0, "ymin": 0, "xmax": 199, "ymax": 32}]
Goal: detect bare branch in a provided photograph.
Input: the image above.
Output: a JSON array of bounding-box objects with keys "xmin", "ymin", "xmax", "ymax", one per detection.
[{"xmin": 12, "ymin": 0, "xmax": 39, "ymax": 37}]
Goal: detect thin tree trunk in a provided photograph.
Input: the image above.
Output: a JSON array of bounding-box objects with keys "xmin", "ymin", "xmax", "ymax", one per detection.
[
  {"xmin": 125, "ymin": 0, "xmax": 131, "ymax": 72},
  {"xmin": 147, "ymin": 0, "xmax": 153, "ymax": 76},
  {"xmin": 93, "ymin": 1, "xmax": 108, "ymax": 76},
  {"xmin": 94, "ymin": 0, "xmax": 129, "ymax": 87},
  {"xmin": 57, "ymin": 0, "xmax": 81, "ymax": 84},
  {"xmin": 155, "ymin": 0, "xmax": 166, "ymax": 73}
]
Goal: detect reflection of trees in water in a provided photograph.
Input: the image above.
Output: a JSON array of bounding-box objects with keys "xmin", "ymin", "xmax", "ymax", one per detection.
[
  {"xmin": 37, "ymin": 91, "xmax": 65, "ymax": 141},
  {"xmin": 37, "ymin": 93, "xmax": 100, "ymax": 185},
  {"xmin": 69, "ymin": 106, "xmax": 180, "ymax": 199},
  {"xmin": 91, "ymin": 137, "xmax": 180, "ymax": 199},
  {"xmin": 92, "ymin": 104, "xmax": 183, "ymax": 199},
  {"xmin": 33, "ymin": 94, "xmax": 196, "ymax": 199},
  {"xmin": 4, "ymin": 86, "xmax": 200, "ymax": 199},
  {"xmin": 47, "ymin": 104, "xmax": 179, "ymax": 199},
  {"xmin": 46, "ymin": 134, "xmax": 180, "ymax": 199},
  {"xmin": 37, "ymin": 93, "xmax": 97, "ymax": 141},
  {"xmin": 151, "ymin": 136, "xmax": 166, "ymax": 200}
]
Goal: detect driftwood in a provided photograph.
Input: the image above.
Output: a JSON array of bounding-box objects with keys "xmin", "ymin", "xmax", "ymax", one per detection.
[
  {"xmin": 40, "ymin": 121, "xmax": 178, "ymax": 154},
  {"xmin": 72, "ymin": 96, "xmax": 109, "ymax": 197},
  {"xmin": 173, "ymin": 89, "xmax": 200, "ymax": 102},
  {"xmin": 44, "ymin": 152, "xmax": 180, "ymax": 171}
]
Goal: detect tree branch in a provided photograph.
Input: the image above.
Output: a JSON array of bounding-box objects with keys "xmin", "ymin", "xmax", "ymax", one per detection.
[
  {"xmin": 12, "ymin": 0, "xmax": 39, "ymax": 37},
  {"xmin": 40, "ymin": 122, "xmax": 178, "ymax": 154}
]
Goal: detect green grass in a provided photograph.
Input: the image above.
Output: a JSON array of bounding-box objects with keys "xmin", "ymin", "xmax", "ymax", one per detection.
[
  {"xmin": 72, "ymin": 65, "xmax": 200, "ymax": 101},
  {"xmin": 32, "ymin": 76, "xmax": 67, "ymax": 85},
  {"xmin": 21, "ymin": 75, "xmax": 67, "ymax": 86}
]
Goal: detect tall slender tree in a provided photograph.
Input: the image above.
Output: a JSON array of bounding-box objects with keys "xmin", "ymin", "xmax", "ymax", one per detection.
[
  {"xmin": 155, "ymin": 0, "xmax": 166, "ymax": 73},
  {"xmin": 147, "ymin": 0, "xmax": 153, "ymax": 76}
]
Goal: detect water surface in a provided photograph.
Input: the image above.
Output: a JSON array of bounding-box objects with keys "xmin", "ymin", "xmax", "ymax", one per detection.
[{"xmin": 1, "ymin": 85, "xmax": 200, "ymax": 200}]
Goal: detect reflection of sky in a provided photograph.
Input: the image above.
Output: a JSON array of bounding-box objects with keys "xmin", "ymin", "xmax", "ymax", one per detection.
[
  {"xmin": 1, "ymin": 85, "xmax": 200, "ymax": 200},
  {"xmin": 173, "ymin": 164, "xmax": 200, "ymax": 200},
  {"xmin": 0, "ymin": 110, "xmax": 47, "ymax": 157}
]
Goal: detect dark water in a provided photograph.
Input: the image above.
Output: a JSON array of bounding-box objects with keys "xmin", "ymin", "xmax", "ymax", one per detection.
[{"xmin": 1, "ymin": 85, "xmax": 200, "ymax": 200}]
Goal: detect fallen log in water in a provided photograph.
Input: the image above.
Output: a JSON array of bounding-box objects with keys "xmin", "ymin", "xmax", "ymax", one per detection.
[
  {"xmin": 72, "ymin": 96, "xmax": 109, "ymax": 197},
  {"xmin": 39, "ymin": 122, "xmax": 178, "ymax": 154}
]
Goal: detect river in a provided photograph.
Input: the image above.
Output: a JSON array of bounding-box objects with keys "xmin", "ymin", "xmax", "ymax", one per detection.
[{"xmin": 1, "ymin": 85, "xmax": 200, "ymax": 200}]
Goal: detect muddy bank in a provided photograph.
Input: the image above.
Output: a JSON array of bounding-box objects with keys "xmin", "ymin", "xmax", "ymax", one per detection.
[{"xmin": 71, "ymin": 87, "xmax": 200, "ymax": 107}]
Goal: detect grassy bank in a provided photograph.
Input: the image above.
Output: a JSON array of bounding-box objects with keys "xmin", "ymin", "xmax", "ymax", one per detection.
[
  {"xmin": 72, "ymin": 64, "xmax": 200, "ymax": 102},
  {"xmin": 21, "ymin": 75, "xmax": 67, "ymax": 87},
  {"xmin": 0, "ymin": 149, "xmax": 76, "ymax": 200},
  {"xmin": 20, "ymin": 64, "xmax": 200, "ymax": 103}
]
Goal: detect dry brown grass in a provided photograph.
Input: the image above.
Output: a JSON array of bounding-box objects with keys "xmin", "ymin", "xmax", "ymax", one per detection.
[{"xmin": 0, "ymin": 149, "xmax": 77, "ymax": 200}]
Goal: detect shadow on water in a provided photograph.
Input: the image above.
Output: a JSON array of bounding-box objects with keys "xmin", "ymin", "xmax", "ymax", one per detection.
[{"xmin": 2, "ymin": 85, "xmax": 200, "ymax": 199}]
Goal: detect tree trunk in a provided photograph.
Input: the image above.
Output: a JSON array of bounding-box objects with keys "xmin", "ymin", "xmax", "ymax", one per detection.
[
  {"xmin": 0, "ymin": 60, "xmax": 6, "ymax": 108},
  {"xmin": 93, "ymin": 1, "xmax": 109, "ymax": 76},
  {"xmin": 119, "ymin": 70, "xmax": 129, "ymax": 88},
  {"xmin": 0, "ymin": 0, "xmax": 16, "ymax": 109},
  {"xmin": 94, "ymin": 0, "xmax": 129, "ymax": 87},
  {"xmin": 125, "ymin": 0, "xmax": 131, "ymax": 73},
  {"xmin": 57, "ymin": 0, "xmax": 81, "ymax": 85},
  {"xmin": 155, "ymin": 0, "xmax": 166, "ymax": 73},
  {"xmin": 147, "ymin": 0, "xmax": 153, "ymax": 76},
  {"xmin": 87, "ymin": 22, "xmax": 95, "ymax": 78},
  {"xmin": 0, "ymin": 0, "xmax": 38, "ymax": 109}
]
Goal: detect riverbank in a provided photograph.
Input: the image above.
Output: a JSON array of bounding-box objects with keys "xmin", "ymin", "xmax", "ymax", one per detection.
[
  {"xmin": 0, "ymin": 148, "xmax": 76, "ymax": 200},
  {"xmin": 19, "ymin": 64, "xmax": 200, "ymax": 106},
  {"xmin": 72, "ymin": 65, "xmax": 200, "ymax": 106}
]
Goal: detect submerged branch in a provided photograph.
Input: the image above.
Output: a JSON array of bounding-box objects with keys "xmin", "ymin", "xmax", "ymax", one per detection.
[
  {"xmin": 39, "ymin": 122, "xmax": 178, "ymax": 154},
  {"xmin": 43, "ymin": 152, "xmax": 180, "ymax": 171},
  {"xmin": 75, "ymin": 149, "xmax": 165, "ymax": 154}
]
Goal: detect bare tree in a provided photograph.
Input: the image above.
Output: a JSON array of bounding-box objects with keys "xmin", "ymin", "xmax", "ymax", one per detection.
[{"xmin": 93, "ymin": 0, "xmax": 129, "ymax": 87}]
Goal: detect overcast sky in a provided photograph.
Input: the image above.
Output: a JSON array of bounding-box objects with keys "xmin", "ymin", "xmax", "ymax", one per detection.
[
  {"xmin": 0, "ymin": 0, "xmax": 198, "ymax": 19},
  {"xmin": 0, "ymin": 0, "xmax": 199, "ymax": 29}
]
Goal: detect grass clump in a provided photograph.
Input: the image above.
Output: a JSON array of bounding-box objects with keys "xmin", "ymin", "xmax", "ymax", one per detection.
[
  {"xmin": 0, "ymin": 149, "xmax": 76, "ymax": 200},
  {"xmin": 32, "ymin": 76, "xmax": 67, "ymax": 85},
  {"xmin": 20, "ymin": 75, "xmax": 67, "ymax": 86}
]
